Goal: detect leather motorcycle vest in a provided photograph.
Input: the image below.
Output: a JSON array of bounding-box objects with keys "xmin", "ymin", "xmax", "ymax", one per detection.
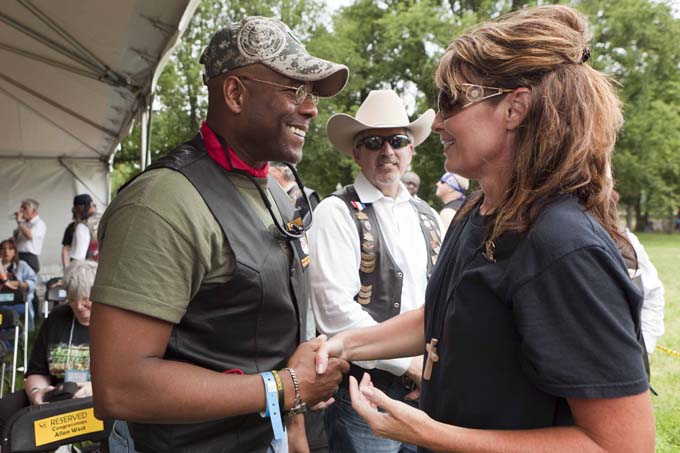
[
  {"xmin": 333, "ymin": 185, "xmax": 441, "ymax": 323},
  {"xmin": 124, "ymin": 135, "xmax": 308, "ymax": 452}
]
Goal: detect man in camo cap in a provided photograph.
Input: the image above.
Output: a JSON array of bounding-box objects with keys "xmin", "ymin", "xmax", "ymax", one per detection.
[{"xmin": 90, "ymin": 16, "xmax": 349, "ymax": 452}]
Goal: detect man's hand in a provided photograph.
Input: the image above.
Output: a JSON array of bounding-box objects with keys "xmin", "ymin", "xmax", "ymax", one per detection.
[
  {"xmin": 404, "ymin": 355, "xmax": 423, "ymax": 401},
  {"xmin": 286, "ymin": 414, "xmax": 310, "ymax": 453},
  {"xmin": 287, "ymin": 335, "xmax": 349, "ymax": 406},
  {"xmin": 29, "ymin": 386, "xmax": 55, "ymax": 405},
  {"xmin": 74, "ymin": 381, "xmax": 93, "ymax": 399},
  {"xmin": 15, "ymin": 211, "xmax": 23, "ymax": 223}
]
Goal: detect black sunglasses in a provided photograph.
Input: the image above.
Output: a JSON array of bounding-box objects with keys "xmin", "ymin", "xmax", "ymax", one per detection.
[
  {"xmin": 356, "ymin": 134, "xmax": 411, "ymax": 151},
  {"xmin": 214, "ymin": 135, "xmax": 312, "ymax": 241}
]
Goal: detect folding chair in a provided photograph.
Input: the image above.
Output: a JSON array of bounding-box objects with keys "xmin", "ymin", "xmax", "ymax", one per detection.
[
  {"xmin": 0, "ymin": 287, "xmax": 31, "ymax": 382},
  {"xmin": 0, "ymin": 309, "xmax": 21, "ymax": 396},
  {"xmin": 0, "ymin": 397, "xmax": 112, "ymax": 453},
  {"xmin": 42, "ymin": 279, "xmax": 67, "ymax": 320}
]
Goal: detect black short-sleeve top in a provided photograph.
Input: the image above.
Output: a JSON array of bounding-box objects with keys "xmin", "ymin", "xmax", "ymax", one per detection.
[{"xmin": 420, "ymin": 195, "xmax": 648, "ymax": 431}]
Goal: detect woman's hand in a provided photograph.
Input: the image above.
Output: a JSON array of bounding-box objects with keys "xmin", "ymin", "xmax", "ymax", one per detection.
[
  {"xmin": 29, "ymin": 386, "xmax": 55, "ymax": 405},
  {"xmin": 349, "ymin": 373, "xmax": 432, "ymax": 447},
  {"xmin": 4, "ymin": 280, "xmax": 20, "ymax": 290},
  {"xmin": 315, "ymin": 334, "xmax": 346, "ymax": 374},
  {"xmin": 74, "ymin": 381, "xmax": 93, "ymax": 398}
]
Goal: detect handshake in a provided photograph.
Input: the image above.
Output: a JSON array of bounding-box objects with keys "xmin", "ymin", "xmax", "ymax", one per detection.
[{"xmin": 285, "ymin": 335, "xmax": 349, "ymax": 409}]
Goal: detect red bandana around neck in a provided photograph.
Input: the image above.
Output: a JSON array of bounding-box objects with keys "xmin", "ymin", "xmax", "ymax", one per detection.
[{"xmin": 200, "ymin": 122, "xmax": 269, "ymax": 178}]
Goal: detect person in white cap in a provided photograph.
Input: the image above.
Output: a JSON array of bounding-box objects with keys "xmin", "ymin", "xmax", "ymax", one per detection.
[
  {"xmin": 89, "ymin": 16, "xmax": 349, "ymax": 452},
  {"xmin": 308, "ymin": 90, "xmax": 443, "ymax": 453}
]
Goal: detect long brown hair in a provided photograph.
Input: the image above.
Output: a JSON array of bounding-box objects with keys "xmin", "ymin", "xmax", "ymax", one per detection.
[
  {"xmin": 0, "ymin": 239, "xmax": 20, "ymax": 267},
  {"xmin": 435, "ymin": 5, "xmax": 632, "ymax": 259}
]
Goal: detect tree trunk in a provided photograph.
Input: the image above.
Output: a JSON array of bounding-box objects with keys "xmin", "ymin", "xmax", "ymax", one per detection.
[
  {"xmin": 626, "ymin": 204, "xmax": 634, "ymax": 230},
  {"xmin": 634, "ymin": 195, "xmax": 645, "ymax": 232}
]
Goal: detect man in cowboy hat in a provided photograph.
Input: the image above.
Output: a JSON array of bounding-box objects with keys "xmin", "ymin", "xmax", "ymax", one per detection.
[
  {"xmin": 308, "ymin": 90, "xmax": 443, "ymax": 452},
  {"xmin": 89, "ymin": 16, "xmax": 350, "ymax": 452}
]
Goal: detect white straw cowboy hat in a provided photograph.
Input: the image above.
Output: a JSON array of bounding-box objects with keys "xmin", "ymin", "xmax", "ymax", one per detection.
[{"xmin": 326, "ymin": 90, "xmax": 435, "ymax": 155}]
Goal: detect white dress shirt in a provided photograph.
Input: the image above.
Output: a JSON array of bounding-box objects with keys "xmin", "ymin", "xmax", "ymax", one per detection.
[
  {"xmin": 308, "ymin": 172, "xmax": 443, "ymax": 375},
  {"xmin": 626, "ymin": 230, "xmax": 665, "ymax": 353},
  {"xmin": 16, "ymin": 215, "xmax": 47, "ymax": 255}
]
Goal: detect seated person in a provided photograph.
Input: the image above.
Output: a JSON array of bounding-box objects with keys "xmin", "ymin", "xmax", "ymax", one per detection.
[
  {"xmin": 0, "ymin": 238, "xmax": 36, "ymax": 329},
  {"xmin": 25, "ymin": 260, "xmax": 97, "ymax": 405}
]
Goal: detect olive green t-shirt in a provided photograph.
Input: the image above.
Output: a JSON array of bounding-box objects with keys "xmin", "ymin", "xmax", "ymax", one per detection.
[{"xmin": 90, "ymin": 168, "xmax": 284, "ymax": 324}]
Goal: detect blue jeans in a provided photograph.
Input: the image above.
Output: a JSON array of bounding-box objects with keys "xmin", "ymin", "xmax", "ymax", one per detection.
[
  {"xmin": 108, "ymin": 420, "xmax": 135, "ymax": 452},
  {"xmin": 325, "ymin": 382, "xmax": 418, "ymax": 453}
]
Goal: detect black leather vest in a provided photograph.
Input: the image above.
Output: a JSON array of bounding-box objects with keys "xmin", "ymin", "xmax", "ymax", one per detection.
[
  {"xmin": 444, "ymin": 198, "xmax": 464, "ymax": 211},
  {"xmin": 333, "ymin": 185, "xmax": 441, "ymax": 323},
  {"xmin": 125, "ymin": 135, "xmax": 307, "ymax": 452}
]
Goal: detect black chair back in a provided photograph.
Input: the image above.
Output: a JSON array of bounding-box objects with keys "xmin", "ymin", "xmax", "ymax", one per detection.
[
  {"xmin": 0, "ymin": 310, "xmax": 20, "ymax": 329},
  {"xmin": 0, "ymin": 397, "xmax": 112, "ymax": 452}
]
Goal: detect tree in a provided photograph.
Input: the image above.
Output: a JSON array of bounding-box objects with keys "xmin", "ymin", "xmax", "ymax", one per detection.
[
  {"xmin": 112, "ymin": 0, "xmax": 324, "ymax": 192},
  {"xmin": 300, "ymin": 0, "xmax": 460, "ymax": 203},
  {"xmin": 112, "ymin": 0, "xmax": 680, "ymax": 227},
  {"xmin": 579, "ymin": 0, "xmax": 680, "ymax": 229}
]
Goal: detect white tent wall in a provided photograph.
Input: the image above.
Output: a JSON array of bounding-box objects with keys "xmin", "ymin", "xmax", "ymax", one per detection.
[
  {"xmin": 0, "ymin": 0, "xmax": 200, "ymax": 283},
  {"xmin": 0, "ymin": 157, "xmax": 109, "ymax": 279}
]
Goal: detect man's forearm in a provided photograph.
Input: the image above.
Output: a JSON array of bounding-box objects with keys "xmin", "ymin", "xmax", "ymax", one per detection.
[
  {"xmin": 90, "ymin": 303, "xmax": 274, "ymax": 423},
  {"xmin": 61, "ymin": 246, "xmax": 70, "ymax": 269},
  {"xmin": 92, "ymin": 356, "xmax": 270, "ymax": 423},
  {"xmin": 17, "ymin": 222, "xmax": 32, "ymax": 239}
]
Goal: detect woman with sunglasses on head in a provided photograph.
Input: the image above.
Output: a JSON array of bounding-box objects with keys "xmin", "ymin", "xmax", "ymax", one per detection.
[
  {"xmin": 316, "ymin": 5, "xmax": 654, "ymax": 452},
  {"xmin": 435, "ymin": 172, "xmax": 469, "ymax": 233}
]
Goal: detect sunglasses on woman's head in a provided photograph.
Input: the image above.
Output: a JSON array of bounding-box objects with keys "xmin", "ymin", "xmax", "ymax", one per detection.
[
  {"xmin": 437, "ymin": 83, "xmax": 514, "ymax": 119},
  {"xmin": 356, "ymin": 134, "xmax": 412, "ymax": 151}
]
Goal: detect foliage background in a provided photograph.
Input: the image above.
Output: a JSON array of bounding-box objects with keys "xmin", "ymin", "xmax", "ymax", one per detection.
[{"xmin": 113, "ymin": 0, "xmax": 680, "ymax": 227}]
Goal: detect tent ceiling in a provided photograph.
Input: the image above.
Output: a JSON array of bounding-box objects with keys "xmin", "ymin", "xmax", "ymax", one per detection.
[{"xmin": 0, "ymin": 0, "xmax": 199, "ymax": 160}]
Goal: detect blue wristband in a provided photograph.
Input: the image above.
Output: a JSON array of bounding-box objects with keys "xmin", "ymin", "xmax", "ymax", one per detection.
[{"xmin": 259, "ymin": 372, "xmax": 285, "ymax": 440}]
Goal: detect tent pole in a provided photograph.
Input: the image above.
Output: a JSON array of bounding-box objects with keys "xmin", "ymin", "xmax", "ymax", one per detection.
[
  {"xmin": 140, "ymin": 108, "xmax": 148, "ymax": 170},
  {"xmin": 146, "ymin": 96, "xmax": 154, "ymax": 166}
]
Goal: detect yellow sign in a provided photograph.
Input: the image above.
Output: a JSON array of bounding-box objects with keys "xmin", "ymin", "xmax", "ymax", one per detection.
[{"xmin": 33, "ymin": 408, "xmax": 104, "ymax": 446}]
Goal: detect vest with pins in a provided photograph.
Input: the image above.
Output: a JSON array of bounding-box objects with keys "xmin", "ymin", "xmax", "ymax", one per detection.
[
  {"xmin": 121, "ymin": 135, "xmax": 308, "ymax": 452},
  {"xmin": 333, "ymin": 185, "xmax": 442, "ymax": 323}
]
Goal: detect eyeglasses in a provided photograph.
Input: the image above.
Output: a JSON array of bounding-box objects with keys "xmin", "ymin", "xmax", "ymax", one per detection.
[
  {"xmin": 212, "ymin": 132, "xmax": 314, "ymax": 241},
  {"xmin": 356, "ymin": 134, "xmax": 412, "ymax": 151},
  {"xmin": 239, "ymin": 76, "xmax": 319, "ymax": 106},
  {"xmin": 437, "ymin": 83, "xmax": 514, "ymax": 119}
]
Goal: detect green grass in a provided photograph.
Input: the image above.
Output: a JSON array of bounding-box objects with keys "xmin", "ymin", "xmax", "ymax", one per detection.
[{"xmin": 637, "ymin": 233, "xmax": 680, "ymax": 452}]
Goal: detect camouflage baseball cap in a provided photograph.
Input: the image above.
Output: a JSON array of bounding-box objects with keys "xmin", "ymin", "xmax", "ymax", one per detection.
[{"xmin": 200, "ymin": 16, "xmax": 349, "ymax": 97}]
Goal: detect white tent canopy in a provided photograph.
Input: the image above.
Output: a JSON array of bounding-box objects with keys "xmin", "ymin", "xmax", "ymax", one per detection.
[{"xmin": 0, "ymin": 0, "xmax": 199, "ymax": 277}]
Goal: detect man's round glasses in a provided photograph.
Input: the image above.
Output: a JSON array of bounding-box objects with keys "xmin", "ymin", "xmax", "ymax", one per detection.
[
  {"xmin": 437, "ymin": 83, "xmax": 513, "ymax": 119},
  {"xmin": 356, "ymin": 134, "xmax": 411, "ymax": 151},
  {"xmin": 239, "ymin": 76, "xmax": 320, "ymax": 106}
]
